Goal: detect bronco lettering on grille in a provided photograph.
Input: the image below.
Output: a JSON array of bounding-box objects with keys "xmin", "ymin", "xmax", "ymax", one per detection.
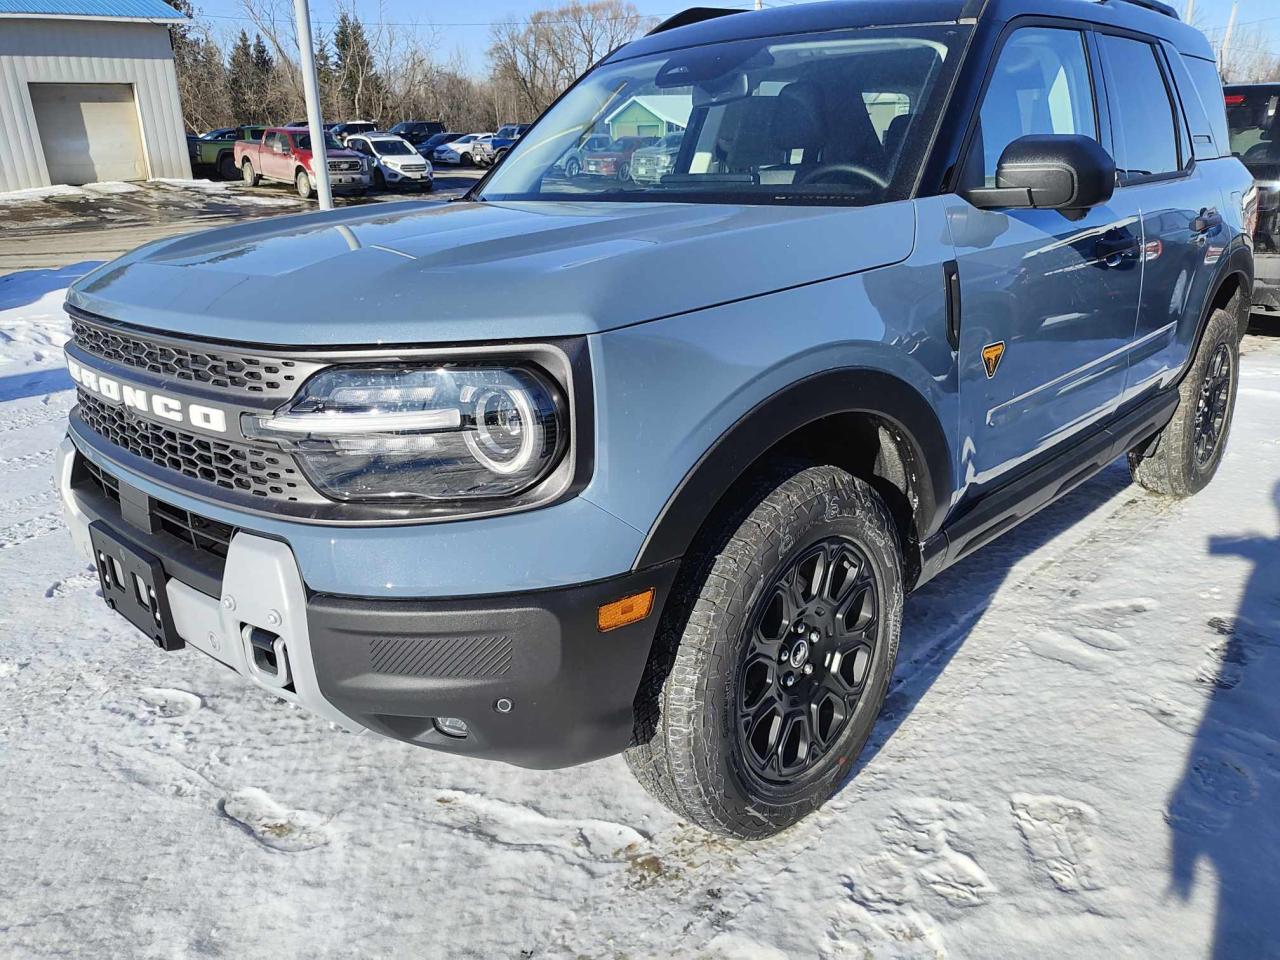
[{"xmin": 66, "ymin": 355, "xmax": 228, "ymax": 433}]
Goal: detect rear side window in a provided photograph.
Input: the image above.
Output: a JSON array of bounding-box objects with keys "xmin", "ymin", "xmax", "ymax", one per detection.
[
  {"xmin": 1182, "ymin": 55, "xmax": 1230, "ymax": 157},
  {"xmin": 1098, "ymin": 35, "xmax": 1180, "ymax": 181},
  {"xmin": 971, "ymin": 27, "xmax": 1097, "ymax": 186},
  {"xmin": 1225, "ymin": 88, "xmax": 1280, "ymax": 162}
]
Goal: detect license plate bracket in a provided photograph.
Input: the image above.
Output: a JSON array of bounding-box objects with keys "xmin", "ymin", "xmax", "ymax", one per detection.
[{"xmin": 89, "ymin": 521, "xmax": 184, "ymax": 651}]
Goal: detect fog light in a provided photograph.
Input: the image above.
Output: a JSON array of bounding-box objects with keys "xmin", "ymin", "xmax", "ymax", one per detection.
[
  {"xmin": 433, "ymin": 717, "xmax": 468, "ymax": 738},
  {"xmin": 597, "ymin": 588, "xmax": 655, "ymax": 632}
]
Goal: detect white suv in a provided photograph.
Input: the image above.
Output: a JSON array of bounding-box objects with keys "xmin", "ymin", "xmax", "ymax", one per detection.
[{"xmin": 346, "ymin": 134, "xmax": 434, "ymax": 192}]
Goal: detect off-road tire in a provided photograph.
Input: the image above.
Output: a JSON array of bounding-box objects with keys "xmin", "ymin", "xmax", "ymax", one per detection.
[
  {"xmin": 625, "ymin": 463, "xmax": 903, "ymax": 839},
  {"xmin": 296, "ymin": 169, "xmax": 314, "ymax": 200},
  {"xmin": 217, "ymin": 152, "xmax": 237, "ymax": 181},
  {"xmin": 241, "ymin": 159, "xmax": 259, "ymax": 187},
  {"xmin": 1129, "ymin": 306, "xmax": 1239, "ymax": 498}
]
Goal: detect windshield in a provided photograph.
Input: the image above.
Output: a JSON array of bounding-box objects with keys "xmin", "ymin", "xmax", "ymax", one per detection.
[
  {"xmin": 1226, "ymin": 88, "xmax": 1280, "ymax": 164},
  {"xmin": 481, "ymin": 25, "xmax": 967, "ymax": 206},
  {"xmin": 296, "ymin": 133, "xmax": 345, "ymax": 153},
  {"xmin": 373, "ymin": 139, "xmax": 415, "ymax": 156}
]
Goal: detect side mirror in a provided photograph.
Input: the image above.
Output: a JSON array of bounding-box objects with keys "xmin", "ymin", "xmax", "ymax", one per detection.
[{"xmin": 965, "ymin": 134, "xmax": 1115, "ymax": 212}]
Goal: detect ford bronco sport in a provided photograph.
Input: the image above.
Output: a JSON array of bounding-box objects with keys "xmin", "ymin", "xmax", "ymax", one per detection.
[{"xmin": 59, "ymin": 0, "xmax": 1254, "ymax": 838}]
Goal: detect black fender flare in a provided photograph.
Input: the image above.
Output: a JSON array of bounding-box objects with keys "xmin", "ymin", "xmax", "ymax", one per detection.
[
  {"xmin": 1194, "ymin": 241, "xmax": 1254, "ymax": 350},
  {"xmin": 633, "ymin": 368, "xmax": 954, "ymax": 569}
]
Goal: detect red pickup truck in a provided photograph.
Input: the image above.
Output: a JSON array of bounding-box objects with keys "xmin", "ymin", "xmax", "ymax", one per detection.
[{"xmin": 234, "ymin": 127, "xmax": 371, "ymax": 199}]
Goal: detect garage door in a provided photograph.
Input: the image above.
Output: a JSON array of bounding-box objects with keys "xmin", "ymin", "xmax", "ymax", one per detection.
[{"xmin": 29, "ymin": 83, "xmax": 148, "ymax": 185}]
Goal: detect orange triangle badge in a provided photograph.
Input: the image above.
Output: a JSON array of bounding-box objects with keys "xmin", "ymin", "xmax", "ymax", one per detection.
[{"xmin": 981, "ymin": 341, "xmax": 1005, "ymax": 379}]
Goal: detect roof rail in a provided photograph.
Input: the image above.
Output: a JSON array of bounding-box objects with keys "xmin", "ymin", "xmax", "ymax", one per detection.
[
  {"xmin": 1101, "ymin": 0, "xmax": 1180, "ymax": 20},
  {"xmin": 647, "ymin": 7, "xmax": 746, "ymax": 35}
]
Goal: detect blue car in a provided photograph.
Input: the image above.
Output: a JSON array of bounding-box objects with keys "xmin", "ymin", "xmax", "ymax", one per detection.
[{"xmin": 58, "ymin": 0, "xmax": 1253, "ymax": 838}]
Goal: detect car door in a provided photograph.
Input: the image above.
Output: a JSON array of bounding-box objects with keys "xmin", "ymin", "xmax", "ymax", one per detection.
[
  {"xmin": 949, "ymin": 24, "xmax": 1143, "ymax": 498},
  {"xmin": 1096, "ymin": 33, "xmax": 1229, "ymax": 401},
  {"xmin": 262, "ymin": 131, "xmax": 288, "ymax": 181}
]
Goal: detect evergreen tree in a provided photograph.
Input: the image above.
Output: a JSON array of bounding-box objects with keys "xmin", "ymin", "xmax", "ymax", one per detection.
[{"xmin": 226, "ymin": 30, "xmax": 257, "ymax": 124}]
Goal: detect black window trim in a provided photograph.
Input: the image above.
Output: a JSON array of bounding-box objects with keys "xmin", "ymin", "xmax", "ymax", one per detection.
[
  {"xmin": 1092, "ymin": 24, "xmax": 1194, "ymax": 188},
  {"xmin": 949, "ymin": 15, "xmax": 1105, "ymax": 197}
]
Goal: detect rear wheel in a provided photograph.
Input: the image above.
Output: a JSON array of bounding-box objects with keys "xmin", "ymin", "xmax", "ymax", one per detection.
[
  {"xmin": 217, "ymin": 152, "xmax": 237, "ymax": 180},
  {"xmin": 1129, "ymin": 306, "xmax": 1239, "ymax": 498},
  {"xmin": 296, "ymin": 169, "xmax": 314, "ymax": 200},
  {"xmin": 626, "ymin": 463, "xmax": 903, "ymax": 839},
  {"xmin": 617, "ymin": 161, "xmax": 631, "ymax": 181},
  {"xmin": 241, "ymin": 159, "xmax": 259, "ymax": 187},
  {"xmin": 565, "ymin": 157, "xmax": 581, "ymax": 178}
]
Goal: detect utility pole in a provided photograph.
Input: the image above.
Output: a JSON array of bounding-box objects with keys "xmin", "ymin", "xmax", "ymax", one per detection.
[
  {"xmin": 293, "ymin": 0, "xmax": 332, "ymax": 209},
  {"xmin": 1218, "ymin": 0, "xmax": 1238, "ymax": 76},
  {"xmin": 754, "ymin": 0, "xmax": 762, "ymax": 10},
  {"xmin": 1182, "ymin": 0, "xmax": 1193, "ymax": 24}
]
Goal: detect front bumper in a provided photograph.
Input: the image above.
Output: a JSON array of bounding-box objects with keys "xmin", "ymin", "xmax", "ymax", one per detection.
[{"xmin": 57, "ymin": 437, "xmax": 678, "ymax": 768}]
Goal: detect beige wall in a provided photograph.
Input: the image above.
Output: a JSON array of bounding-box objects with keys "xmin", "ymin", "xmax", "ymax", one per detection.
[{"xmin": 0, "ymin": 18, "xmax": 191, "ymax": 191}]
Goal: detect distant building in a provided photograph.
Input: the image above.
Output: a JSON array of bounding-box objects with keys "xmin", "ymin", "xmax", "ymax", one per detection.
[
  {"xmin": 0, "ymin": 0, "xmax": 192, "ymax": 191},
  {"xmin": 605, "ymin": 95, "xmax": 693, "ymax": 140}
]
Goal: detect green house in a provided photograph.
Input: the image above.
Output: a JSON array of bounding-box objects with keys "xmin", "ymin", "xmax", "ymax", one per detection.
[{"xmin": 605, "ymin": 95, "xmax": 693, "ymax": 140}]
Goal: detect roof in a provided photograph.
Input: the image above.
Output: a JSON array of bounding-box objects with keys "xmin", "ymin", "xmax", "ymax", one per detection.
[
  {"xmin": 0, "ymin": 0, "xmax": 186, "ymax": 22},
  {"xmin": 610, "ymin": 0, "xmax": 1211, "ymax": 64},
  {"xmin": 606, "ymin": 94, "xmax": 694, "ymax": 128}
]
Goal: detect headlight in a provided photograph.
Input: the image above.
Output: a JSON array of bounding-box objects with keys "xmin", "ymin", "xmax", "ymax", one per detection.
[{"xmin": 243, "ymin": 364, "xmax": 566, "ymax": 502}]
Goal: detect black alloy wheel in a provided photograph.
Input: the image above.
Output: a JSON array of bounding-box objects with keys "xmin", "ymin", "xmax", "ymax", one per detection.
[
  {"xmin": 1193, "ymin": 341, "xmax": 1233, "ymax": 465},
  {"xmin": 736, "ymin": 536, "xmax": 879, "ymax": 791}
]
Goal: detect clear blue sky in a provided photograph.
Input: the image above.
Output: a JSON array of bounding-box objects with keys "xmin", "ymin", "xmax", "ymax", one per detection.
[{"xmin": 190, "ymin": 0, "xmax": 1280, "ymax": 75}]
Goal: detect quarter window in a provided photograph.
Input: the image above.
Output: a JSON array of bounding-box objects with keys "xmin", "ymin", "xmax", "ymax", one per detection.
[
  {"xmin": 971, "ymin": 27, "xmax": 1097, "ymax": 186},
  {"xmin": 1099, "ymin": 35, "xmax": 1181, "ymax": 181}
]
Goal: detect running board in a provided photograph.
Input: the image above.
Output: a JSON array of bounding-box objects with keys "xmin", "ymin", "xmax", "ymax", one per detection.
[{"xmin": 915, "ymin": 390, "xmax": 1179, "ymax": 588}]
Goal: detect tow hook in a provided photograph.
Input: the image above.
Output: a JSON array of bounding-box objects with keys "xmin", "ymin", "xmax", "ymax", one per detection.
[{"xmin": 241, "ymin": 623, "xmax": 292, "ymax": 690}]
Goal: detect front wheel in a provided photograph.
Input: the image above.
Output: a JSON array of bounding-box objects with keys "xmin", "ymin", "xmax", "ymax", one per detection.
[
  {"xmin": 1129, "ymin": 306, "xmax": 1239, "ymax": 497},
  {"xmin": 296, "ymin": 169, "xmax": 314, "ymax": 200},
  {"xmin": 626, "ymin": 463, "xmax": 903, "ymax": 839},
  {"xmin": 372, "ymin": 169, "xmax": 386, "ymax": 192}
]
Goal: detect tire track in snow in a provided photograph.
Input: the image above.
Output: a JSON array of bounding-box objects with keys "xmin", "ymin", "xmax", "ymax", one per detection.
[
  {"xmin": 0, "ymin": 447, "xmax": 56, "ymax": 473},
  {"xmin": 0, "ymin": 510, "xmax": 64, "ymax": 550}
]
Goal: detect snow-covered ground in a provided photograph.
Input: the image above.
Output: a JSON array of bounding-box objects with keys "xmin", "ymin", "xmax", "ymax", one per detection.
[{"xmin": 1, "ymin": 266, "xmax": 1278, "ymax": 959}]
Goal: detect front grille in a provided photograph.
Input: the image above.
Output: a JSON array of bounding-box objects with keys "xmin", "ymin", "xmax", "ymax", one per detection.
[
  {"xmin": 80, "ymin": 457, "xmax": 235, "ymax": 563},
  {"xmin": 71, "ymin": 316, "xmax": 303, "ymax": 398},
  {"xmin": 329, "ymin": 160, "xmax": 361, "ymax": 173},
  {"xmin": 401, "ymin": 164, "xmax": 426, "ymax": 173},
  {"xmin": 77, "ymin": 390, "xmax": 308, "ymax": 502}
]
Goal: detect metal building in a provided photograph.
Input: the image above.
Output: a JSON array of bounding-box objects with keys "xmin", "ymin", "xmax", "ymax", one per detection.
[{"xmin": 0, "ymin": 0, "xmax": 192, "ymax": 192}]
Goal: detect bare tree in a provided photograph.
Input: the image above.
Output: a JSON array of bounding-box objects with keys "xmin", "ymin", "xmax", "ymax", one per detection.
[{"xmin": 488, "ymin": 0, "xmax": 652, "ymax": 118}]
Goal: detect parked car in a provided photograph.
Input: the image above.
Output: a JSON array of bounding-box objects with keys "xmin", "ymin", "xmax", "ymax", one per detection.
[
  {"xmin": 484, "ymin": 123, "xmax": 531, "ymax": 165},
  {"xmin": 346, "ymin": 133, "xmax": 433, "ymax": 192},
  {"xmin": 189, "ymin": 125, "xmax": 267, "ymax": 180},
  {"xmin": 389, "ymin": 120, "xmax": 446, "ymax": 146},
  {"xmin": 471, "ymin": 134, "xmax": 497, "ymax": 165},
  {"xmin": 1224, "ymin": 83, "xmax": 1278, "ymax": 313},
  {"xmin": 329, "ymin": 121, "xmax": 378, "ymax": 144},
  {"xmin": 558, "ymin": 134, "xmax": 611, "ymax": 178},
  {"xmin": 432, "ymin": 133, "xmax": 491, "ymax": 166},
  {"xmin": 628, "ymin": 133, "xmax": 684, "ymax": 184},
  {"xmin": 234, "ymin": 127, "xmax": 370, "ymax": 199},
  {"xmin": 581, "ymin": 136, "xmax": 658, "ymax": 180},
  {"xmin": 416, "ymin": 131, "xmax": 463, "ymax": 160},
  {"xmin": 59, "ymin": 0, "xmax": 1253, "ymax": 840}
]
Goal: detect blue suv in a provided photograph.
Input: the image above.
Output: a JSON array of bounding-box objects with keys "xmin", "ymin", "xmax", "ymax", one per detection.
[{"xmin": 58, "ymin": 0, "xmax": 1254, "ymax": 838}]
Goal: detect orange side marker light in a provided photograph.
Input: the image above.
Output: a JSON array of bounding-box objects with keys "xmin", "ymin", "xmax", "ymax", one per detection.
[{"xmin": 597, "ymin": 588, "xmax": 656, "ymax": 632}]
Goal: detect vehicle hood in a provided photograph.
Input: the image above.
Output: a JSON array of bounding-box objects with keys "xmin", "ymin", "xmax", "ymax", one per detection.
[{"xmin": 67, "ymin": 198, "xmax": 917, "ymax": 346}]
